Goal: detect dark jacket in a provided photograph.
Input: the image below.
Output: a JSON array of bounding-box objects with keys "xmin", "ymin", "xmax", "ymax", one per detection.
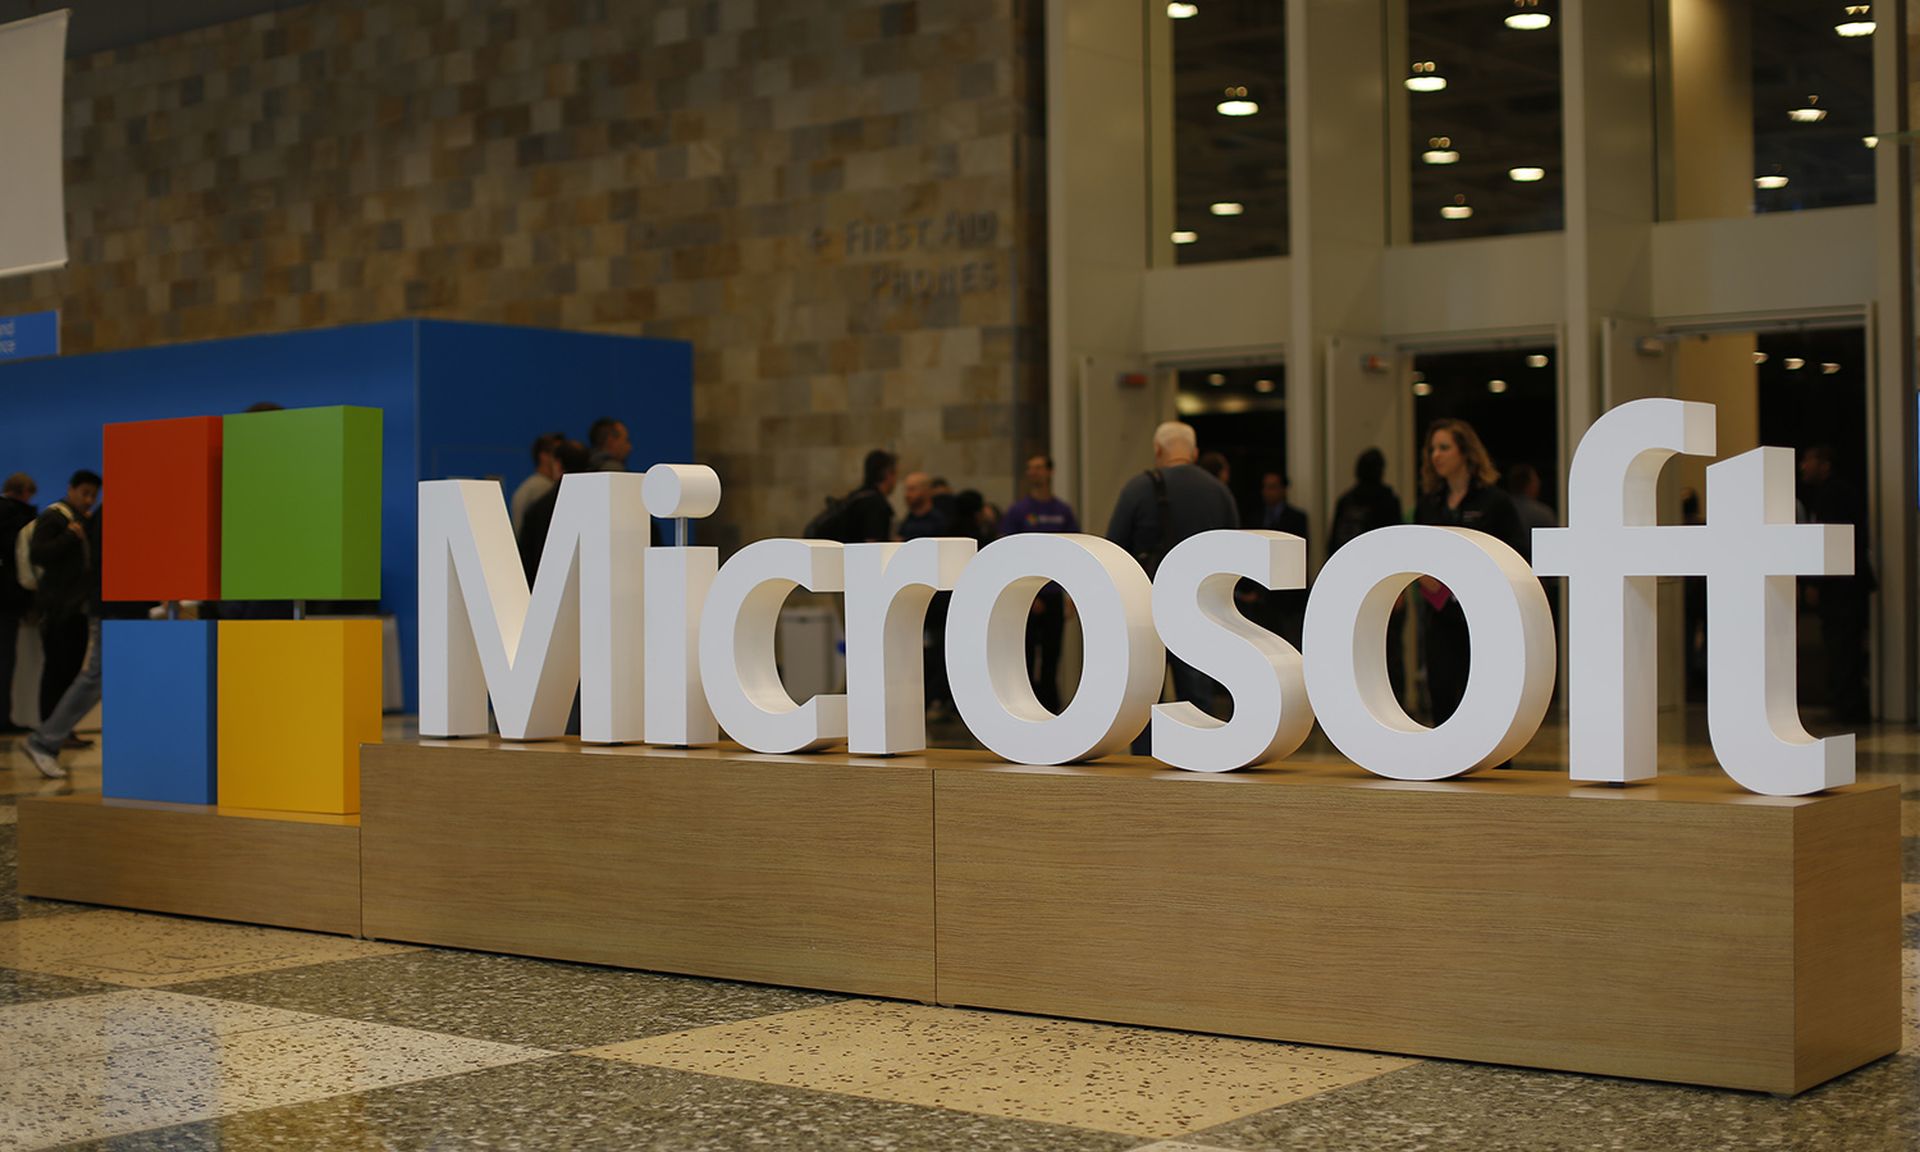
[
  {"xmin": 0, "ymin": 496, "xmax": 36, "ymax": 615},
  {"xmin": 1414, "ymin": 480, "xmax": 1527, "ymax": 556},
  {"xmin": 1106, "ymin": 463, "xmax": 1240, "ymax": 571},
  {"xmin": 1328, "ymin": 482, "xmax": 1403, "ymax": 555},
  {"xmin": 29, "ymin": 501, "xmax": 92, "ymax": 621}
]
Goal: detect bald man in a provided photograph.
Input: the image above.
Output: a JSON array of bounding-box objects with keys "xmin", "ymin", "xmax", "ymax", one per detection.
[{"xmin": 1106, "ymin": 421, "xmax": 1239, "ymax": 747}]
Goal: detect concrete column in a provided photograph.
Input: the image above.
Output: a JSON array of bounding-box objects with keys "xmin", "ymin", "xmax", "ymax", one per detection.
[
  {"xmin": 1045, "ymin": 0, "xmax": 1153, "ymax": 523},
  {"xmin": 1871, "ymin": 0, "xmax": 1913, "ymax": 720},
  {"xmin": 1287, "ymin": 0, "xmax": 1391, "ymax": 545}
]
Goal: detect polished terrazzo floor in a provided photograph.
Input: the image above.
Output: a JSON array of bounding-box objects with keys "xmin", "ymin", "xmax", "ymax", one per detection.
[{"xmin": 0, "ymin": 716, "xmax": 1916, "ymax": 1151}]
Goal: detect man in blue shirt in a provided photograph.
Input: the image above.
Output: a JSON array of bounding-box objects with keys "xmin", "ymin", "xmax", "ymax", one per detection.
[{"xmin": 1000, "ymin": 455, "xmax": 1079, "ymax": 712}]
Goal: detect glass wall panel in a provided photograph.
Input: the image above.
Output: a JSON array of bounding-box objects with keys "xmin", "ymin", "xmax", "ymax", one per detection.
[
  {"xmin": 1409, "ymin": 346, "xmax": 1560, "ymax": 510},
  {"xmin": 1175, "ymin": 363, "xmax": 1289, "ymax": 520},
  {"xmin": 1751, "ymin": 1, "xmax": 1876, "ymax": 212},
  {"xmin": 1406, "ymin": 0, "xmax": 1564, "ymax": 243},
  {"xmin": 1169, "ymin": 1, "xmax": 1289, "ymax": 263}
]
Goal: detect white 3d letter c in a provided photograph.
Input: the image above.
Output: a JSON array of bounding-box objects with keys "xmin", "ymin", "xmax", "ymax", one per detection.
[{"xmin": 699, "ymin": 539, "xmax": 847, "ymax": 753}]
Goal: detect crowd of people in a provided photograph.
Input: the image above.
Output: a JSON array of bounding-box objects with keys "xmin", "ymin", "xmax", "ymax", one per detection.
[
  {"xmin": 800, "ymin": 416, "xmax": 1877, "ymax": 738},
  {"xmin": 2, "ymin": 468, "xmax": 110, "ymax": 780}
]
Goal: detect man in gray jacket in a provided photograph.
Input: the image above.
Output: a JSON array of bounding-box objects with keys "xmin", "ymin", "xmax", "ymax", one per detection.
[{"xmin": 1106, "ymin": 422, "xmax": 1239, "ymax": 750}]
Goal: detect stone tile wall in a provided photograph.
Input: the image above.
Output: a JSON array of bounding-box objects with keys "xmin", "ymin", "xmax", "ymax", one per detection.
[{"xmin": 0, "ymin": 0, "xmax": 1047, "ymax": 549}]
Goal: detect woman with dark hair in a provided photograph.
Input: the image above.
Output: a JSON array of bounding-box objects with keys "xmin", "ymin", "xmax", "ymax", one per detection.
[{"xmin": 1413, "ymin": 418, "xmax": 1527, "ymax": 725}]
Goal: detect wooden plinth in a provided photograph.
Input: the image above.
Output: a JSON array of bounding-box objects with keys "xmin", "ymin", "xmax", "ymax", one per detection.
[
  {"xmin": 16, "ymin": 795, "xmax": 361, "ymax": 936},
  {"xmin": 933, "ymin": 761, "xmax": 1901, "ymax": 1095},
  {"xmin": 359, "ymin": 740, "xmax": 936, "ymax": 1001},
  {"xmin": 30, "ymin": 740, "xmax": 1900, "ymax": 1094}
]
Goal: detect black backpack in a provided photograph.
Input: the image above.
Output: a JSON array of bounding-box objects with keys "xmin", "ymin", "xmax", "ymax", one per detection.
[{"xmin": 803, "ymin": 487, "xmax": 871, "ymax": 543}]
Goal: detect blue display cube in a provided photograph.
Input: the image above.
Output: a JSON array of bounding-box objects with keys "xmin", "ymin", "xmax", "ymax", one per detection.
[{"xmin": 102, "ymin": 620, "xmax": 217, "ymax": 805}]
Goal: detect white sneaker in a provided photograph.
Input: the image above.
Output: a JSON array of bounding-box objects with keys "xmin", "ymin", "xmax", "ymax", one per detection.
[{"xmin": 21, "ymin": 742, "xmax": 66, "ymax": 780}]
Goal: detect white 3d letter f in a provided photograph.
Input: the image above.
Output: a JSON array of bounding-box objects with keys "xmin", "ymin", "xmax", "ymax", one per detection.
[{"xmin": 1535, "ymin": 398, "xmax": 1855, "ymax": 796}]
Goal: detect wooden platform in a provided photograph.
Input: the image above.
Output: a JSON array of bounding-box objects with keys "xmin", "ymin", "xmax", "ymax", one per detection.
[
  {"xmin": 359, "ymin": 740, "xmax": 937, "ymax": 1001},
  {"xmin": 17, "ymin": 741, "xmax": 1902, "ymax": 1094},
  {"xmin": 16, "ymin": 794, "xmax": 361, "ymax": 936},
  {"xmin": 932, "ymin": 760, "xmax": 1902, "ymax": 1095}
]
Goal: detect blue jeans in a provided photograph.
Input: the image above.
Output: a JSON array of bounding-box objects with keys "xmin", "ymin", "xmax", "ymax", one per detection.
[{"xmin": 30, "ymin": 617, "xmax": 100, "ymax": 755}]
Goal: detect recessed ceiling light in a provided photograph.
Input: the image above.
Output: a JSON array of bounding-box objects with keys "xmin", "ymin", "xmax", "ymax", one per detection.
[
  {"xmin": 1756, "ymin": 173, "xmax": 1789, "ymax": 190},
  {"xmin": 1508, "ymin": 166, "xmax": 1546, "ymax": 182},
  {"xmin": 1422, "ymin": 149, "xmax": 1460, "ymax": 165},
  {"xmin": 1412, "ymin": 381, "xmax": 1434, "ymax": 397},
  {"xmin": 1864, "ymin": 135, "xmax": 1880, "ymax": 148},
  {"xmin": 1440, "ymin": 195, "xmax": 1472, "ymax": 220},
  {"xmin": 1207, "ymin": 372, "xmax": 1226, "ymax": 386},
  {"xmin": 1821, "ymin": 362, "xmax": 1842, "ymax": 374},
  {"xmin": 1526, "ymin": 354, "xmax": 1549, "ymax": 368},
  {"xmin": 1789, "ymin": 97, "xmax": 1827, "ymax": 123},
  {"xmin": 1167, "ymin": 2, "xmax": 1199, "ymax": 16},
  {"xmin": 1171, "ymin": 230, "xmax": 1198, "ymax": 244},
  {"xmin": 1217, "ymin": 86, "xmax": 1258, "ymax": 116},
  {"xmin": 1210, "ymin": 202, "xmax": 1244, "ymax": 216},
  {"xmin": 1753, "ymin": 351, "xmax": 1769, "ymax": 364},
  {"xmin": 1785, "ymin": 357, "xmax": 1806, "ymax": 370},
  {"xmin": 1406, "ymin": 62, "xmax": 1446, "ymax": 92},
  {"xmin": 1254, "ymin": 378, "xmax": 1277, "ymax": 393},
  {"xmin": 1488, "ymin": 379, "xmax": 1509, "ymax": 394},
  {"xmin": 1836, "ymin": 5, "xmax": 1874, "ymax": 35}
]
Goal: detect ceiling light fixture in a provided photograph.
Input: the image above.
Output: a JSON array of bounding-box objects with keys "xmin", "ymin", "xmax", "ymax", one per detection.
[
  {"xmin": 1865, "ymin": 135, "xmax": 1880, "ymax": 148},
  {"xmin": 1505, "ymin": 1, "xmax": 1551, "ymax": 31},
  {"xmin": 1172, "ymin": 230, "xmax": 1198, "ymax": 244},
  {"xmin": 1405, "ymin": 61, "xmax": 1447, "ymax": 92},
  {"xmin": 1526, "ymin": 354, "xmax": 1549, "ymax": 368},
  {"xmin": 1440, "ymin": 194, "xmax": 1473, "ymax": 220},
  {"xmin": 1412, "ymin": 381, "xmax": 1434, "ymax": 397},
  {"xmin": 1788, "ymin": 96, "xmax": 1827, "ymax": 123},
  {"xmin": 1422, "ymin": 136, "xmax": 1459, "ymax": 165},
  {"xmin": 1216, "ymin": 86, "xmax": 1258, "ymax": 116},
  {"xmin": 1254, "ymin": 378, "xmax": 1277, "ymax": 394},
  {"xmin": 1752, "ymin": 351, "xmax": 1769, "ymax": 365},
  {"xmin": 1785, "ymin": 357, "xmax": 1806, "ymax": 370},
  {"xmin": 1756, "ymin": 172, "xmax": 1789, "ymax": 190},
  {"xmin": 1210, "ymin": 201, "xmax": 1244, "ymax": 216},
  {"xmin": 1835, "ymin": 4, "xmax": 1874, "ymax": 36},
  {"xmin": 1821, "ymin": 362, "xmax": 1842, "ymax": 374},
  {"xmin": 1167, "ymin": 2, "xmax": 1199, "ymax": 17},
  {"xmin": 1207, "ymin": 372, "xmax": 1227, "ymax": 386},
  {"xmin": 1508, "ymin": 166, "xmax": 1546, "ymax": 182},
  {"xmin": 1488, "ymin": 379, "xmax": 1509, "ymax": 394}
]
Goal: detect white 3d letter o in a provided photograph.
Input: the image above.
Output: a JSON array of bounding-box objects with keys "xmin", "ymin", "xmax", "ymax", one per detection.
[
  {"xmin": 1304, "ymin": 525, "xmax": 1554, "ymax": 778},
  {"xmin": 946, "ymin": 533, "xmax": 1163, "ymax": 764}
]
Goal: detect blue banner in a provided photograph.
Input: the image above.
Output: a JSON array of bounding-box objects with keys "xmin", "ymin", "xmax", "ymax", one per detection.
[{"xmin": 0, "ymin": 310, "xmax": 58, "ymax": 363}]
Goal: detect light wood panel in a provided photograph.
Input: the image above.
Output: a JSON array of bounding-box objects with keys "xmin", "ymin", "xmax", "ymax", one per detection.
[
  {"xmin": 932, "ymin": 761, "xmax": 1901, "ymax": 1095},
  {"xmin": 1793, "ymin": 785, "xmax": 1904, "ymax": 1091},
  {"xmin": 359, "ymin": 740, "xmax": 936, "ymax": 1001},
  {"xmin": 16, "ymin": 795, "xmax": 361, "ymax": 936}
]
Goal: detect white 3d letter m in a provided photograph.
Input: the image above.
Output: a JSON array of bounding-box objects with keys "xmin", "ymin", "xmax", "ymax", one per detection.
[{"xmin": 419, "ymin": 475, "xmax": 647, "ymax": 743}]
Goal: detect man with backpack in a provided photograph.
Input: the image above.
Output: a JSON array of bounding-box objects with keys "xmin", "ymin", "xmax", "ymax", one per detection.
[
  {"xmin": 806, "ymin": 450, "xmax": 897, "ymax": 544},
  {"xmin": 1106, "ymin": 422, "xmax": 1238, "ymax": 752},
  {"xmin": 28, "ymin": 470, "xmax": 100, "ymax": 733},
  {"xmin": 0, "ymin": 473, "xmax": 38, "ymax": 734}
]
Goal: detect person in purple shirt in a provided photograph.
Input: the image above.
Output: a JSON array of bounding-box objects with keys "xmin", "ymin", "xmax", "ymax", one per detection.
[{"xmin": 999, "ymin": 455, "xmax": 1079, "ymax": 711}]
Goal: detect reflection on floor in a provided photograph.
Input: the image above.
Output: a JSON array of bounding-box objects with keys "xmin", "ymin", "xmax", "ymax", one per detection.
[{"xmin": 1, "ymin": 714, "xmax": 1915, "ymax": 1151}]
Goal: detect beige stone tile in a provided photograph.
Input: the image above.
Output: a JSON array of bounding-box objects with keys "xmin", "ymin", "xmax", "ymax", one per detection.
[
  {"xmin": 1902, "ymin": 797, "xmax": 1919, "ymax": 836},
  {"xmin": 0, "ymin": 910, "xmax": 417, "ymax": 988},
  {"xmin": 0, "ymin": 807, "xmax": 15, "ymax": 826},
  {"xmin": 0, "ymin": 989, "xmax": 320, "ymax": 1070},
  {"xmin": 585, "ymin": 1000, "xmax": 1417, "ymax": 1139},
  {"xmin": 1904, "ymin": 883, "xmax": 1919, "ymax": 919},
  {"xmin": 0, "ymin": 1010, "xmax": 548, "ymax": 1149}
]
